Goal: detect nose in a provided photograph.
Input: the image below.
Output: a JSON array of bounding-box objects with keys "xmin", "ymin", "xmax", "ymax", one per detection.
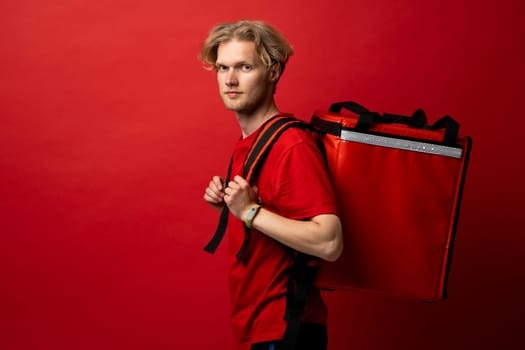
[{"xmin": 225, "ymin": 68, "xmax": 238, "ymax": 87}]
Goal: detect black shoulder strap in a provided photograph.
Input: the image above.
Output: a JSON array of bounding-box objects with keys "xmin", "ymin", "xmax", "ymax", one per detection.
[
  {"xmin": 236, "ymin": 115, "xmax": 307, "ymax": 260},
  {"xmin": 203, "ymin": 157, "xmax": 233, "ymax": 254},
  {"xmin": 203, "ymin": 114, "xmax": 307, "ymax": 257},
  {"xmin": 243, "ymin": 115, "xmax": 307, "ymax": 184}
]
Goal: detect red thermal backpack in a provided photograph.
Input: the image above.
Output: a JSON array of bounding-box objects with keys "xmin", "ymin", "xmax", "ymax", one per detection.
[{"xmin": 309, "ymin": 101, "xmax": 471, "ymax": 302}]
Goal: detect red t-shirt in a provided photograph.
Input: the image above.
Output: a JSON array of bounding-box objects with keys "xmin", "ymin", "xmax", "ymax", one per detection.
[{"xmin": 226, "ymin": 119, "xmax": 338, "ymax": 350}]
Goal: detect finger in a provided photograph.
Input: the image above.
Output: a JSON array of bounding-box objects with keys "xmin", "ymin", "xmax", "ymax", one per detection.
[
  {"xmin": 226, "ymin": 180, "xmax": 239, "ymax": 190},
  {"xmin": 205, "ymin": 187, "xmax": 223, "ymax": 203},
  {"xmin": 204, "ymin": 192, "xmax": 218, "ymax": 204},
  {"xmin": 232, "ymin": 176, "xmax": 253, "ymax": 193},
  {"xmin": 223, "ymin": 192, "xmax": 232, "ymax": 206},
  {"xmin": 212, "ymin": 176, "xmax": 224, "ymax": 191},
  {"xmin": 233, "ymin": 175, "xmax": 249, "ymax": 187},
  {"xmin": 224, "ymin": 186, "xmax": 234, "ymax": 196},
  {"xmin": 209, "ymin": 181, "xmax": 221, "ymax": 194},
  {"xmin": 210, "ymin": 179, "xmax": 223, "ymax": 193}
]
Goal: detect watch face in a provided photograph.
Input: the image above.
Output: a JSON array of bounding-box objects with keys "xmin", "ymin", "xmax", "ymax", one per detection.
[
  {"xmin": 247, "ymin": 206, "xmax": 257, "ymax": 219},
  {"xmin": 245, "ymin": 205, "xmax": 261, "ymax": 228}
]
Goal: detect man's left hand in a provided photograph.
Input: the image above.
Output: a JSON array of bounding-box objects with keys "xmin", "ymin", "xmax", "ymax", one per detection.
[{"xmin": 224, "ymin": 175, "xmax": 258, "ymax": 221}]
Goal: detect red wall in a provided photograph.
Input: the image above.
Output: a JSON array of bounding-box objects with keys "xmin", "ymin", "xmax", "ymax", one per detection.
[{"xmin": 1, "ymin": 0, "xmax": 523, "ymax": 349}]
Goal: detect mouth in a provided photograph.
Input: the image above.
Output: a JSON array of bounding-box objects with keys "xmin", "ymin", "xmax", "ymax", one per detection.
[{"xmin": 225, "ymin": 91, "xmax": 242, "ymax": 98}]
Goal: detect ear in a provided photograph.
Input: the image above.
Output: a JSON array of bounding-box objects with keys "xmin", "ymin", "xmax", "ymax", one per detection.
[{"xmin": 269, "ymin": 63, "xmax": 281, "ymax": 82}]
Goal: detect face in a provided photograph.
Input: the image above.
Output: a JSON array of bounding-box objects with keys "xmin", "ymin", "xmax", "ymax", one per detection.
[{"xmin": 215, "ymin": 39, "xmax": 277, "ymax": 116}]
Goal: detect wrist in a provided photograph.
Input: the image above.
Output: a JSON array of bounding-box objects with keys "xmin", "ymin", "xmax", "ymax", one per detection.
[{"xmin": 244, "ymin": 204, "xmax": 261, "ymax": 229}]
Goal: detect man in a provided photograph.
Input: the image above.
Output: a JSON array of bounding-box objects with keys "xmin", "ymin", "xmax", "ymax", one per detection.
[{"xmin": 200, "ymin": 20, "xmax": 343, "ymax": 350}]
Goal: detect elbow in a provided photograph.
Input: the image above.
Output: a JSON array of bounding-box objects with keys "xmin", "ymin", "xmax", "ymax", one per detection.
[
  {"xmin": 309, "ymin": 214, "xmax": 343, "ymax": 262},
  {"xmin": 322, "ymin": 237, "xmax": 343, "ymax": 262},
  {"xmin": 320, "ymin": 221, "xmax": 343, "ymax": 262}
]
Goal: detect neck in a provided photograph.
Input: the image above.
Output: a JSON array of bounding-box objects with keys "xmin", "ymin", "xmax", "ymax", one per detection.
[{"xmin": 237, "ymin": 103, "xmax": 280, "ymax": 138}]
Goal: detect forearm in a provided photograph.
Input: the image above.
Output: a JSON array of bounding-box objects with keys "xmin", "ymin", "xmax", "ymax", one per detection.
[
  {"xmin": 223, "ymin": 175, "xmax": 343, "ymax": 261},
  {"xmin": 249, "ymin": 208, "xmax": 343, "ymax": 262}
]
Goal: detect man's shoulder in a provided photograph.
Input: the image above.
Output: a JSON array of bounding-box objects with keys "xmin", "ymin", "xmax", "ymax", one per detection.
[
  {"xmin": 266, "ymin": 123, "xmax": 321, "ymax": 163},
  {"xmin": 273, "ymin": 120, "xmax": 316, "ymax": 147}
]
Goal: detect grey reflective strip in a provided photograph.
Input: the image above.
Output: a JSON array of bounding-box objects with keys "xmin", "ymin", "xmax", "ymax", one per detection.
[{"xmin": 340, "ymin": 129, "xmax": 463, "ymax": 158}]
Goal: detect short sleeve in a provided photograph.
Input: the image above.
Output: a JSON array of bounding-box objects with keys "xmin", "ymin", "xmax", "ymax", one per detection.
[{"xmin": 270, "ymin": 139, "xmax": 338, "ymax": 220}]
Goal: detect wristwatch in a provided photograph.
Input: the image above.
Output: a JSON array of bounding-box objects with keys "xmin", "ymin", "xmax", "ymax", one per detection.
[{"xmin": 244, "ymin": 204, "xmax": 261, "ymax": 229}]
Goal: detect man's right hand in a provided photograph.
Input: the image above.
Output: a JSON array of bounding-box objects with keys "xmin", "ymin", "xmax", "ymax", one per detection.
[{"xmin": 203, "ymin": 175, "xmax": 226, "ymax": 211}]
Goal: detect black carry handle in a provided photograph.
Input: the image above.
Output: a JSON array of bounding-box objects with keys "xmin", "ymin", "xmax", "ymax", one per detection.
[
  {"xmin": 382, "ymin": 108, "xmax": 427, "ymax": 128},
  {"xmin": 329, "ymin": 101, "xmax": 426, "ymax": 130},
  {"xmin": 329, "ymin": 101, "xmax": 370, "ymax": 115},
  {"xmin": 329, "ymin": 101, "xmax": 380, "ymax": 131},
  {"xmin": 329, "ymin": 101, "xmax": 459, "ymax": 146},
  {"xmin": 429, "ymin": 115, "xmax": 459, "ymax": 146}
]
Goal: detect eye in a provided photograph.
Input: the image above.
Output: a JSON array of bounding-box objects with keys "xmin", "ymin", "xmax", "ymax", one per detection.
[
  {"xmin": 216, "ymin": 65, "xmax": 228, "ymax": 72},
  {"xmin": 241, "ymin": 64, "xmax": 252, "ymax": 71}
]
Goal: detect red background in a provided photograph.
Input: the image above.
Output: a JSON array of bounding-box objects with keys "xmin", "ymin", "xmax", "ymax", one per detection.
[{"xmin": 1, "ymin": 0, "xmax": 524, "ymax": 349}]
